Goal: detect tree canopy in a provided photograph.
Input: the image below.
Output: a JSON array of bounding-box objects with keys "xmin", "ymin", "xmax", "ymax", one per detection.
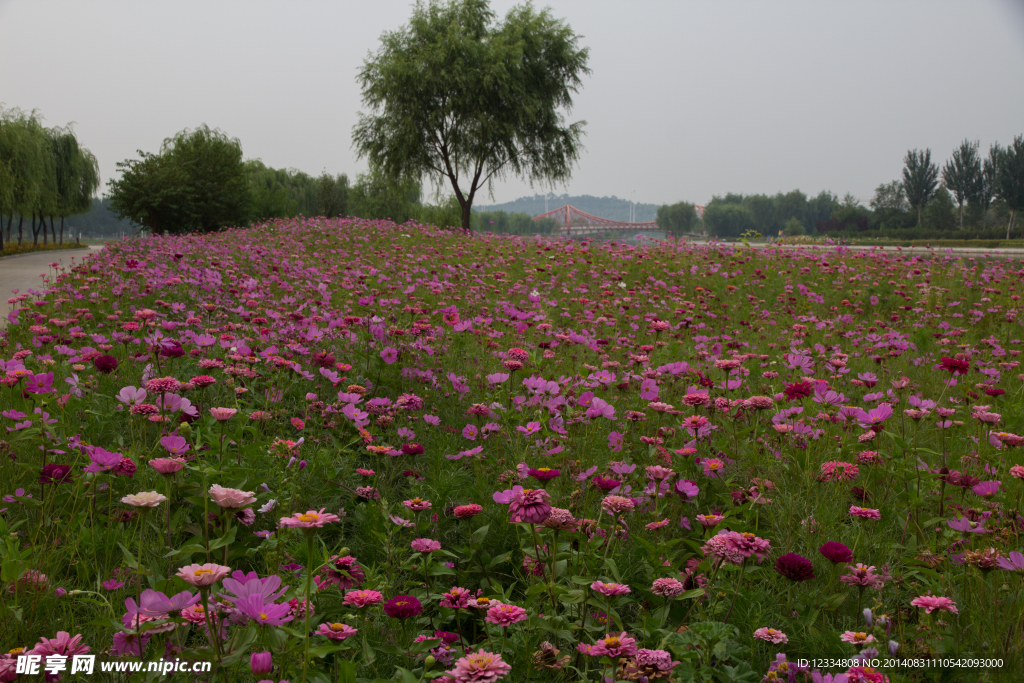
[
  {"xmin": 108, "ymin": 125, "xmax": 250, "ymax": 235},
  {"xmin": 996, "ymin": 135, "xmax": 1024, "ymax": 239},
  {"xmin": 0, "ymin": 106, "xmax": 100, "ymax": 250},
  {"xmin": 353, "ymin": 0, "xmax": 590, "ymax": 232},
  {"xmin": 902, "ymin": 148, "xmax": 939, "ymax": 226},
  {"xmin": 655, "ymin": 201, "xmax": 698, "ymax": 235},
  {"xmin": 942, "ymin": 139, "xmax": 981, "ymax": 230}
]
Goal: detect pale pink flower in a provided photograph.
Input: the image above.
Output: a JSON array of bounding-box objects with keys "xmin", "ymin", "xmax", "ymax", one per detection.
[
  {"xmin": 753, "ymin": 627, "xmax": 788, "ymax": 644},
  {"xmin": 601, "ymin": 495, "xmax": 635, "ymax": 515},
  {"xmin": 176, "ymin": 563, "xmax": 231, "ymax": 587},
  {"xmin": 149, "ymin": 458, "xmax": 186, "ymax": 474},
  {"xmin": 840, "ymin": 631, "xmax": 875, "ymax": 644},
  {"xmin": 121, "ymin": 491, "xmax": 168, "ymax": 508},
  {"xmin": 209, "ymin": 484, "xmax": 256, "ymax": 509},
  {"xmin": 210, "ymin": 407, "xmax": 237, "ymax": 421},
  {"xmin": 446, "ymin": 650, "xmax": 512, "ymax": 683}
]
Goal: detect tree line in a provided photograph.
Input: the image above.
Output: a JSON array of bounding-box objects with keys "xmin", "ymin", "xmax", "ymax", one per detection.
[
  {"xmin": 658, "ymin": 135, "xmax": 1024, "ymax": 240},
  {"xmin": 0, "ymin": 106, "xmax": 101, "ymax": 250}
]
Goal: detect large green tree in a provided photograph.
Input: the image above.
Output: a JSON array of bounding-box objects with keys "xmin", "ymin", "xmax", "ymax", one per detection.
[
  {"xmin": 976, "ymin": 143, "xmax": 1001, "ymax": 228},
  {"xmin": 704, "ymin": 203, "xmax": 755, "ymax": 238},
  {"xmin": 655, "ymin": 201, "xmax": 698, "ymax": 236},
  {"xmin": 997, "ymin": 135, "xmax": 1024, "ymax": 239},
  {"xmin": 941, "ymin": 139, "xmax": 981, "ymax": 230},
  {"xmin": 902, "ymin": 148, "xmax": 939, "ymax": 226},
  {"xmin": 108, "ymin": 125, "xmax": 249, "ymax": 234},
  {"xmin": 353, "ymin": 0, "xmax": 590, "ymax": 232}
]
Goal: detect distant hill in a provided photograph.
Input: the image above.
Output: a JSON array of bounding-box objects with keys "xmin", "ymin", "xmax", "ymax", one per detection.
[{"xmin": 475, "ymin": 194, "xmax": 660, "ymax": 222}]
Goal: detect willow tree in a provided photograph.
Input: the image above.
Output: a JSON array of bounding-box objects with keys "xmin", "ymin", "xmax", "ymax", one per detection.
[
  {"xmin": 0, "ymin": 107, "xmax": 49, "ymax": 248},
  {"xmin": 51, "ymin": 127, "xmax": 100, "ymax": 244},
  {"xmin": 353, "ymin": 0, "xmax": 590, "ymax": 232}
]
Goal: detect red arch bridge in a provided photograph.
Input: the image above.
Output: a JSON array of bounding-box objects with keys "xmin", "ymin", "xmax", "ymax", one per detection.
[{"xmin": 532, "ymin": 204, "xmax": 705, "ymax": 236}]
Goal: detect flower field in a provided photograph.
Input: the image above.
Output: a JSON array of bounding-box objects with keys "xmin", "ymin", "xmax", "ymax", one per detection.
[{"xmin": 2, "ymin": 217, "xmax": 1023, "ymax": 682}]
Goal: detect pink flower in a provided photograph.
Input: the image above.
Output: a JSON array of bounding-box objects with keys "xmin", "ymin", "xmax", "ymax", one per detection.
[
  {"xmin": 176, "ymin": 563, "xmax": 231, "ymax": 587},
  {"xmin": 316, "ymin": 622, "xmax": 359, "ymax": 640},
  {"xmin": 1011, "ymin": 464, "xmax": 1024, "ymax": 479},
  {"xmin": 209, "ymin": 484, "xmax": 256, "ymax": 509},
  {"xmin": 280, "ymin": 508, "xmax": 340, "ymax": 528},
  {"xmin": 404, "ymin": 497, "xmax": 433, "ymax": 511},
  {"xmin": 381, "ymin": 347, "xmax": 399, "ymax": 364},
  {"xmin": 343, "ymin": 589, "xmax": 384, "ymax": 608},
  {"xmin": 601, "ymin": 495, "xmax": 635, "ymax": 515},
  {"xmin": 210, "ymin": 407, "xmax": 237, "ymax": 421},
  {"xmin": 411, "ymin": 538, "xmax": 442, "ymax": 553},
  {"xmin": 587, "ymin": 632, "xmax": 638, "ymax": 658},
  {"xmin": 446, "ymin": 650, "xmax": 512, "ymax": 683},
  {"xmin": 651, "ymin": 578, "xmax": 685, "ymax": 597},
  {"xmin": 440, "ymin": 586, "xmax": 472, "ymax": 609},
  {"xmin": 485, "ymin": 603, "xmax": 528, "ymax": 627},
  {"xmin": 840, "ymin": 631, "xmax": 875, "ymax": 644},
  {"xmin": 849, "ymin": 506, "xmax": 881, "ymax": 520},
  {"xmin": 149, "ymin": 458, "xmax": 186, "ymax": 474},
  {"xmin": 508, "ymin": 488, "xmax": 552, "ymax": 524},
  {"xmin": 753, "ymin": 627, "xmax": 788, "ymax": 644},
  {"xmin": 910, "ymin": 595, "xmax": 958, "ymax": 614},
  {"xmin": 29, "ymin": 631, "xmax": 90, "ymax": 657},
  {"xmin": 590, "ymin": 581, "xmax": 631, "ymax": 597},
  {"xmin": 454, "ymin": 504, "xmax": 483, "ymax": 519},
  {"xmin": 291, "ymin": 417, "xmax": 305, "ymax": 430},
  {"xmin": 820, "ymin": 461, "xmax": 859, "ymax": 482}
]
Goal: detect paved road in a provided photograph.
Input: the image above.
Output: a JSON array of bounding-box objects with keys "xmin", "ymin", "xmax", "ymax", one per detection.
[
  {"xmin": 709, "ymin": 241, "xmax": 1024, "ymax": 260},
  {"xmin": 0, "ymin": 246, "xmax": 103, "ymax": 328}
]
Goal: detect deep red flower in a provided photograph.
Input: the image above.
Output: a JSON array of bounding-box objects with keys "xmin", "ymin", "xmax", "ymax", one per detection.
[
  {"xmin": 783, "ymin": 381, "xmax": 814, "ymax": 400},
  {"xmin": 40, "ymin": 463, "xmax": 73, "ymax": 485},
  {"xmin": 93, "ymin": 355, "xmax": 119, "ymax": 374},
  {"xmin": 819, "ymin": 542, "xmax": 853, "ymax": 564},
  {"xmin": 383, "ymin": 595, "xmax": 423, "ymax": 619},
  {"xmin": 938, "ymin": 356, "xmax": 970, "ymax": 375},
  {"xmin": 775, "ymin": 553, "xmax": 815, "ymax": 582}
]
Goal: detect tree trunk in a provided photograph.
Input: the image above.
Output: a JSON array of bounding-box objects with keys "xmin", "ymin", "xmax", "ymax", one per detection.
[
  {"xmin": 959, "ymin": 202, "xmax": 964, "ymax": 230},
  {"xmin": 60, "ymin": 216, "xmax": 64, "ymax": 245},
  {"xmin": 18, "ymin": 215, "xmax": 23, "ymax": 245},
  {"xmin": 32, "ymin": 213, "xmax": 39, "ymax": 246},
  {"xmin": 917, "ymin": 205, "xmax": 922, "ymax": 227},
  {"xmin": 1010, "ymin": 209, "xmax": 1017, "ymax": 241},
  {"xmin": 49, "ymin": 216, "xmax": 56, "ymax": 244},
  {"xmin": 461, "ymin": 200, "xmax": 472, "ymax": 233},
  {"xmin": 42, "ymin": 215, "xmax": 48, "ymax": 245}
]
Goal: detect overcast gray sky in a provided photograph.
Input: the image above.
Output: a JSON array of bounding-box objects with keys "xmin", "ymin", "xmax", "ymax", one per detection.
[{"xmin": 2, "ymin": 0, "xmax": 1023, "ymax": 207}]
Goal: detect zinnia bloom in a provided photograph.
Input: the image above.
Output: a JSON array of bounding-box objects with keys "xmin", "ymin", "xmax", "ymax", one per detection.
[
  {"xmin": 819, "ymin": 542, "xmax": 853, "ymax": 564},
  {"xmin": 209, "ymin": 484, "xmax": 256, "ymax": 509},
  {"xmin": 383, "ymin": 595, "xmax": 423, "ymax": 619},
  {"xmin": 149, "ymin": 458, "xmax": 186, "ymax": 474},
  {"xmin": 411, "ymin": 538, "xmax": 442, "ymax": 553},
  {"xmin": 279, "ymin": 508, "xmax": 340, "ymax": 528},
  {"xmin": 775, "ymin": 553, "xmax": 815, "ymax": 582},
  {"xmin": 651, "ymin": 578, "xmax": 685, "ymax": 597},
  {"xmin": 121, "ymin": 491, "xmax": 167, "ymax": 507},
  {"xmin": 508, "ymin": 488, "xmax": 552, "ymax": 524},
  {"xmin": 176, "ymin": 563, "xmax": 231, "ymax": 587},
  {"xmin": 590, "ymin": 581, "xmax": 631, "ymax": 597},
  {"xmin": 849, "ymin": 506, "xmax": 881, "ymax": 520},
  {"xmin": 343, "ymin": 589, "xmax": 383, "ymax": 608},
  {"xmin": 601, "ymin": 495, "xmax": 635, "ymax": 515},
  {"xmin": 446, "ymin": 650, "xmax": 511, "ymax": 683},
  {"xmin": 485, "ymin": 603, "xmax": 528, "ymax": 627},
  {"xmin": 316, "ymin": 622, "xmax": 359, "ymax": 640},
  {"xmin": 910, "ymin": 595, "xmax": 958, "ymax": 614},
  {"xmin": 453, "ymin": 504, "xmax": 483, "ymax": 519},
  {"xmin": 210, "ymin": 407, "xmax": 237, "ymax": 421},
  {"xmin": 753, "ymin": 627, "xmax": 788, "ymax": 644}
]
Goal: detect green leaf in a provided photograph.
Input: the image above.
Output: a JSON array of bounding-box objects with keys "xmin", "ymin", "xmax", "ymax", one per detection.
[
  {"xmin": 395, "ymin": 666, "xmax": 418, "ymax": 683},
  {"xmin": 487, "ymin": 551, "xmax": 511, "ymax": 568},
  {"xmin": 680, "ymin": 588, "xmax": 705, "ymax": 600},
  {"xmin": 470, "ymin": 525, "xmax": 490, "ymax": 545},
  {"xmin": 208, "ymin": 526, "xmax": 238, "ymax": 550},
  {"xmin": 118, "ymin": 542, "xmax": 138, "ymax": 569}
]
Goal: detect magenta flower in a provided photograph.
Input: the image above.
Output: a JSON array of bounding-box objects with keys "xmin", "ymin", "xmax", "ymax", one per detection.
[
  {"xmin": 910, "ymin": 595, "xmax": 958, "ymax": 614},
  {"xmin": 485, "ymin": 603, "xmax": 528, "ymax": 627},
  {"xmin": 316, "ymin": 622, "xmax": 359, "ymax": 640},
  {"xmin": 383, "ymin": 595, "xmax": 423, "ymax": 619},
  {"xmin": 607, "ymin": 431, "xmax": 624, "ymax": 451},
  {"xmin": 849, "ymin": 506, "xmax": 881, "ymax": 520},
  {"xmin": 411, "ymin": 538, "xmax": 441, "ymax": 553},
  {"xmin": 445, "ymin": 650, "xmax": 511, "ymax": 683},
  {"xmin": 507, "ymin": 488, "xmax": 552, "ymax": 524},
  {"xmin": 590, "ymin": 581, "xmax": 631, "ymax": 597},
  {"xmin": 344, "ymin": 589, "xmax": 384, "ymax": 608},
  {"xmin": 236, "ymin": 594, "xmax": 294, "ymax": 625},
  {"xmin": 279, "ymin": 508, "xmax": 340, "ymax": 528},
  {"xmin": 972, "ymin": 480, "xmax": 1001, "ymax": 497}
]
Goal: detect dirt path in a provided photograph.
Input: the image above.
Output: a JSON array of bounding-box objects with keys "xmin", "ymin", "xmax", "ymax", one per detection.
[{"xmin": 0, "ymin": 246, "xmax": 103, "ymax": 328}]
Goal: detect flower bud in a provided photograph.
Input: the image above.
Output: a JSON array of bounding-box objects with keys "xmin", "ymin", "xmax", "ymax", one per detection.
[
  {"xmin": 863, "ymin": 608, "xmax": 873, "ymax": 627},
  {"xmin": 250, "ymin": 651, "xmax": 273, "ymax": 674},
  {"xmin": 424, "ymin": 656, "xmax": 435, "ymax": 670},
  {"xmin": 177, "ymin": 422, "xmax": 192, "ymax": 437},
  {"xmin": 888, "ymin": 640, "xmax": 899, "ymax": 655}
]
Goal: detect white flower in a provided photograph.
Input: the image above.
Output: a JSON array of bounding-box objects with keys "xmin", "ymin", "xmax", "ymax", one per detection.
[
  {"xmin": 258, "ymin": 499, "xmax": 277, "ymax": 514},
  {"xmin": 121, "ymin": 491, "xmax": 168, "ymax": 508}
]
